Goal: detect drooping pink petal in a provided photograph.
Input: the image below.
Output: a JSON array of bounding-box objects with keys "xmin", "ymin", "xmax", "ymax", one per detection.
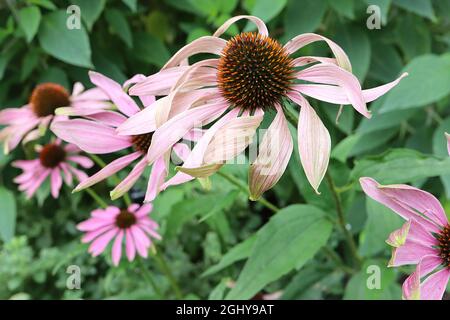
[
  {"xmin": 402, "ymin": 266, "xmax": 421, "ymax": 300},
  {"xmin": 289, "ymin": 93, "xmax": 330, "ymax": 194},
  {"xmin": 24, "ymin": 168, "xmax": 51, "ymax": 199},
  {"xmin": 389, "ymin": 239, "xmax": 438, "ymax": 267},
  {"xmin": 77, "ymin": 217, "xmax": 115, "ymax": 232},
  {"xmin": 50, "ymin": 119, "xmax": 132, "ymax": 154},
  {"xmin": 295, "ymin": 63, "xmax": 370, "ymax": 118},
  {"xmin": 88, "ymin": 71, "xmax": 140, "ymax": 117},
  {"xmin": 135, "ymin": 204, "xmax": 153, "ymax": 218},
  {"xmin": 292, "ymin": 72, "xmax": 408, "ymax": 106},
  {"xmin": 213, "ymin": 15, "xmax": 268, "ymax": 37},
  {"xmin": 85, "ymin": 111, "xmax": 128, "ymax": 127},
  {"xmin": 249, "ymin": 105, "xmax": 293, "ymax": 200},
  {"xmin": 88, "ymin": 228, "xmax": 118, "ymax": 257},
  {"xmin": 420, "ymin": 268, "xmax": 450, "ymax": 300},
  {"xmin": 0, "ymin": 107, "xmax": 35, "ymax": 124},
  {"xmin": 71, "ymin": 86, "xmax": 109, "ymax": 102},
  {"xmin": 162, "ymin": 37, "xmax": 226, "ymax": 69},
  {"xmin": 110, "ymin": 157, "xmax": 148, "ymax": 200},
  {"xmin": 417, "ymin": 255, "xmax": 443, "ymax": 278},
  {"xmin": 293, "ymin": 56, "xmax": 337, "ymax": 67},
  {"xmin": 172, "ymin": 143, "xmax": 191, "ymax": 163},
  {"xmin": 125, "ymin": 229, "xmax": 136, "ymax": 261},
  {"xmin": 112, "ymin": 230, "xmax": 124, "ymax": 266},
  {"xmin": 131, "ymin": 226, "xmax": 150, "ymax": 258},
  {"xmin": 74, "ymin": 151, "xmax": 142, "ymax": 192},
  {"xmin": 146, "ymin": 100, "xmax": 229, "ymax": 165},
  {"xmin": 359, "ymin": 177, "xmax": 442, "ymax": 233},
  {"xmin": 68, "ymin": 155, "xmax": 94, "ymax": 168},
  {"xmin": 81, "ymin": 224, "xmax": 114, "ymax": 243},
  {"xmin": 129, "ymin": 67, "xmax": 190, "ymax": 97},
  {"xmin": 50, "ymin": 169, "xmax": 63, "ymax": 198},
  {"xmin": 144, "ymin": 156, "xmax": 168, "ymax": 203},
  {"xmin": 116, "ymin": 98, "xmax": 160, "ymax": 136},
  {"xmin": 68, "ymin": 166, "xmax": 88, "ymax": 182},
  {"xmin": 60, "ymin": 163, "xmax": 73, "ymax": 185},
  {"xmin": 284, "ymin": 33, "xmax": 352, "ymax": 72}
]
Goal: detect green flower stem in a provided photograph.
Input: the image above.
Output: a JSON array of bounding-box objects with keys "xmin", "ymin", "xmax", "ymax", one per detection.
[
  {"xmin": 153, "ymin": 248, "xmax": 183, "ymax": 299},
  {"xmin": 137, "ymin": 258, "xmax": 163, "ymax": 299},
  {"xmin": 216, "ymin": 171, "xmax": 279, "ymax": 213},
  {"xmin": 85, "ymin": 188, "xmax": 108, "ymax": 209},
  {"xmin": 89, "ymin": 154, "xmax": 132, "ymax": 206},
  {"xmin": 325, "ymin": 172, "xmax": 362, "ymax": 268},
  {"xmin": 322, "ymin": 247, "xmax": 356, "ymax": 275}
]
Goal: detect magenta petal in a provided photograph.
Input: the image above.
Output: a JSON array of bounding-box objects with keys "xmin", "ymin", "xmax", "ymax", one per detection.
[
  {"xmin": 50, "ymin": 169, "xmax": 63, "ymax": 198},
  {"xmin": 420, "ymin": 268, "xmax": 450, "ymax": 300},
  {"xmin": 111, "ymin": 230, "xmax": 124, "ymax": 266}
]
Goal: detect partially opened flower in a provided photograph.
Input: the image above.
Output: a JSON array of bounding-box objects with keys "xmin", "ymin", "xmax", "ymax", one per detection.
[
  {"xmin": 123, "ymin": 15, "xmax": 407, "ymax": 199},
  {"xmin": 360, "ymin": 177, "xmax": 450, "ymax": 300},
  {"xmin": 0, "ymin": 82, "xmax": 110, "ymax": 154},
  {"xmin": 50, "ymin": 71, "xmax": 196, "ymax": 202},
  {"xmin": 13, "ymin": 139, "xmax": 93, "ymax": 199},
  {"xmin": 77, "ymin": 204, "xmax": 160, "ymax": 266}
]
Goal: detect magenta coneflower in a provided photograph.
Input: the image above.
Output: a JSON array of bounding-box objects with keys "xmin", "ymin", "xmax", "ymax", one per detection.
[
  {"xmin": 0, "ymin": 82, "xmax": 110, "ymax": 154},
  {"xmin": 122, "ymin": 15, "xmax": 407, "ymax": 199},
  {"xmin": 13, "ymin": 139, "xmax": 93, "ymax": 199},
  {"xmin": 360, "ymin": 177, "xmax": 450, "ymax": 300},
  {"xmin": 77, "ymin": 204, "xmax": 160, "ymax": 266},
  {"xmin": 50, "ymin": 71, "xmax": 196, "ymax": 202}
]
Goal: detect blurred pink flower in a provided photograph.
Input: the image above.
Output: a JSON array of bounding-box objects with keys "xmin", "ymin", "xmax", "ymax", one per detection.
[
  {"xmin": 445, "ymin": 132, "xmax": 450, "ymax": 155},
  {"xmin": 123, "ymin": 15, "xmax": 407, "ymax": 199},
  {"xmin": 360, "ymin": 177, "xmax": 450, "ymax": 300},
  {"xmin": 13, "ymin": 139, "xmax": 93, "ymax": 199},
  {"xmin": 0, "ymin": 82, "xmax": 110, "ymax": 154},
  {"xmin": 51, "ymin": 71, "xmax": 197, "ymax": 202},
  {"xmin": 77, "ymin": 204, "xmax": 160, "ymax": 266}
]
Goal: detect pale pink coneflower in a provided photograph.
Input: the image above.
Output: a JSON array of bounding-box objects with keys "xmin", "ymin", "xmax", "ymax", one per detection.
[
  {"xmin": 13, "ymin": 139, "xmax": 93, "ymax": 199},
  {"xmin": 121, "ymin": 15, "xmax": 408, "ymax": 200},
  {"xmin": 360, "ymin": 177, "xmax": 450, "ymax": 300},
  {"xmin": 77, "ymin": 204, "xmax": 160, "ymax": 266},
  {"xmin": 50, "ymin": 71, "xmax": 198, "ymax": 202},
  {"xmin": 0, "ymin": 82, "xmax": 111, "ymax": 154}
]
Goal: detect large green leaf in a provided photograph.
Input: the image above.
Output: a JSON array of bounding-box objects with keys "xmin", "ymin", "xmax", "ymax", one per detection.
[
  {"xmin": 18, "ymin": 6, "xmax": 41, "ymax": 43},
  {"xmin": 38, "ymin": 10, "xmax": 92, "ymax": 68},
  {"xmin": 380, "ymin": 54, "xmax": 450, "ymax": 112},
  {"xmin": 284, "ymin": 0, "xmax": 327, "ymax": 40},
  {"xmin": 132, "ymin": 32, "xmax": 170, "ymax": 67},
  {"xmin": 351, "ymin": 148, "xmax": 450, "ymax": 185},
  {"xmin": 396, "ymin": 15, "xmax": 431, "ymax": 62},
  {"xmin": 369, "ymin": 41, "xmax": 403, "ymax": 83},
  {"xmin": 72, "ymin": 0, "xmax": 106, "ymax": 31},
  {"xmin": 226, "ymin": 205, "xmax": 332, "ymax": 299},
  {"xmin": 328, "ymin": 0, "xmax": 354, "ymax": 19},
  {"xmin": 0, "ymin": 187, "xmax": 16, "ymax": 242},
  {"xmin": 105, "ymin": 9, "xmax": 133, "ymax": 48},
  {"xmin": 393, "ymin": 0, "xmax": 436, "ymax": 21},
  {"xmin": 359, "ymin": 198, "xmax": 403, "ymax": 257},
  {"xmin": 244, "ymin": 0, "xmax": 288, "ymax": 28}
]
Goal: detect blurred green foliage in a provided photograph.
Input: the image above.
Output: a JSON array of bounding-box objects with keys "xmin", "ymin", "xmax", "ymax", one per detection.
[{"xmin": 1, "ymin": 0, "xmax": 450, "ymax": 300}]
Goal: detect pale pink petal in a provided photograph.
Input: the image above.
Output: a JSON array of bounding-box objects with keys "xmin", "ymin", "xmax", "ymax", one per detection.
[
  {"xmin": 111, "ymin": 230, "xmax": 124, "ymax": 266},
  {"xmin": 389, "ymin": 239, "xmax": 438, "ymax": 267},
  {"xmin": 131, "ymin": 226, "xmax": 150, "ymax": 258},
  {"xmin": 50, "ymin": 119, "xmax": 132, "ymax": 154},
  {"xmin": 420, "ymin": 268, "xmax": 450, "ymax": 300},
  {"xmin": 144, "ymin": 157, "xmax": 168, "ymax": 203},
  {"xmin": 446, "ymin": 132, "xmax": 450, "ymax": 156},
  {"xmin": 127, "ymin": 204, "xmax": 140, "ymax": 213},
  {"xmin": 81, "ymin": 224, "xmax": 114, "ymax": 243},
  {"xmin": 68, "ymin": 166, "xmax": 88, "ymax": 183},
  {"xmin": 22, "ymin": 129, "xmax": 41, "ymax": 144},
  {"xmin": 68, "ymin": 156, "xmax": 94, "ymax": 168},
  {"xmin": 135, "ymin": 204, "xmax": 153, "ymax": 218},
  {"xmin": 183, "ymin": 128, "xmax": 205, "ymax": 142},
  {"xmin": 293, "ymin": 56, "xmax": 337, "ymax": 67},
  {"xmin": 125, "ymin": 229, "xmax": 136, "ymax": 261},
  {"xmin": 402, "ymin": 267, "xmax": 421, "ymax": 300},
  {"xmin": 213, "ymin": 15, "xmax": 268, "ymax": 37},
  {"xmin": 74, "ymin": 151, "xmax": 142, "ymax": 192},
  {"xmin": 85, "ymin": 111, "xmax": 128, "ymax": 127},
  {"xmin": 295, "ymin": 63, "xmax": 370, "ymax": 118},
  {"xmin": 60, "ymin": 163, "xmax": 73, "ymax": 185},
  {"xmin": 290, "ymin": 93, "xmax": 330, "ymax": 194},
  {"xmin": 417, "ymin": 255, "xmax": 443, "ymax": 278},
  {"xmin": 359, "ymin": 178, "xmax": 442, "ymax": 233},
  {"xmin": 77, "ymin": 217, "xmax": 115, "ymax": 232},
  {"xmin": 71, "ymin": 87, "xmax": 109, "ymax": 101},
  {"xmin": 139, "ymin": 223, "xmax": 162, "ymax": 240},
  {"xmin": 110, "ymin": 157, "xmax": 148, "ymax": 200},
  {"xmin": 162, "ymin": 36, "xmax": 226, "ymax": 69},
  {"xmin": 23, "ymin": 169, "xmax": 51, "ymax": 199},
  {"xmin": 129, "ymin": 67, "xmax": 190, "ymax": 97},
  {"xmin": 146, "ymin": 100, "xmax": 229, "ymax": 165},
  {"xmin": 284, "ymin": 33, "xmax": 352, "ymax": 72},
  {"xmin": 172, "ymin": 143, "xmax": 191, "ymax": 163},
  {"xmin": 0, "ymin": 107, "xmax": 35, "ymax": 124},
  {"xmin": 116, "ymin": 98, "xmax": 160, "ymax": 136},
  {"xmin": 89, "ymin": 71, "xmax": 140, "ymax": 117},
  {"xmin": 71, "ymin": 82, "xmax": 84, "ymax": 96},
  {"xmin": 88, "ymin": 228, "xmax": 118, "ymax": 257},
  {"xmin": 293, "ymin": 72, "xmax": 408, "ymax": 106},
  {"xmin": 249, "ymin": 105, "xmax": 293, "ymax": 200},
  {"xmin": 50, "ymin": 169, "xmax": 63, "ymax": 198}
]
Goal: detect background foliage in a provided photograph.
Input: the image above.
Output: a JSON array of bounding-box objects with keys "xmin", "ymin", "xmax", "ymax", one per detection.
[{"xmin": 1, "ymin": 0, "xmax": 450, "ymax": 300}]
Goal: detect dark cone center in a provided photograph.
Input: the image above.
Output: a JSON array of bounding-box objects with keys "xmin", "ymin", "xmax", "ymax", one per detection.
[
  {"xmin": 30, "ymin": 83, "xmax": 70, "ymax": 117},
  {"xmin": 132, "ymin": 133, "xmax": 153, "ymax": 153},
  {"xmin": 115, "ymin": 210, "xmax": 137, "ymax": 229},
  {"xmin": 39, "ymin": 144, "xmax": 66, "ymax": 168},
  {"xmin": 438, "ymin": 225, "xmax": 450, "ymax": 268}
]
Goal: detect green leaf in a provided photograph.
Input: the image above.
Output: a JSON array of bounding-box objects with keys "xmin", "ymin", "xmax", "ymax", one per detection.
[
  {"xmin": 18, "ymin": 6, "xmax": 41, "ymax": 42},
  {"xmin": 364, "ymin": 0, "xmax": 391, "ymax": 24},
  {"xmin": 38, "ymin": 10, "xmax": 92, "ymax": 68},
  {"xmin": 244, "ymin": 0, "xmax": 288, "ymax": 30},
  {"xmin": 38, "ymin": 66, "xmax": 69, "ymax": 89},
  {"xmin": 72, "ymin": 0, "xmax": 106, "ymax": 31},
  {"xmin": 105, "ymin": 9, "xmax": 133, "ymax": 48},
  {"xmin": 380, "ymin": 54, "xmax": 450, "ymax": 112},
  {"xmin": 132, "ymin": 32, "xmax": 170, "ymax": 68},
  {"xmin": 27, "ymin": 0, "xmax": 56, "ymax": 10},
  {"xmin": 226, "ymin": 205, "xmax": 332, "ymax": 299},
  {"xmin": 359, "ymin": 198, "xmax": 403, "ymax": 257},
  {"xmin": 0, "ymin": 187, "xmax": 17, "ymax": 242},
  {"xmin": 201, "ymin": 235, "xmax": 256, "ymax": 277},
  {"xmin": 122, "ymin": 0, "xmax": 137, "ymax": 12},
  {"xmin": 396, "ymin": 15, "xmax": 431, "ymax": 62},
  {"xmin": 351, "ymin": 148, "xmax": 450, "ymax": 185},
  {"xmin": 333, "ymin": 24, "xmax": 371, "ymax": 81},
  {"xmin": 369, "ymin": 41, "xmax": 402, "ymax": 83},
  {"xmin": 393, "ymin": 0, "xmax": 436, "ymax": 21},
  {"xmin": 284, "ymin": 0, "xmax": 327, "ymax": 40},
  {"xmin": 328, "ymin": 0, "xmax": 354, "ymax": 19},
  {"xmin": 20, "ymin": 48, "xmax": 40, "ymax": 81}
]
